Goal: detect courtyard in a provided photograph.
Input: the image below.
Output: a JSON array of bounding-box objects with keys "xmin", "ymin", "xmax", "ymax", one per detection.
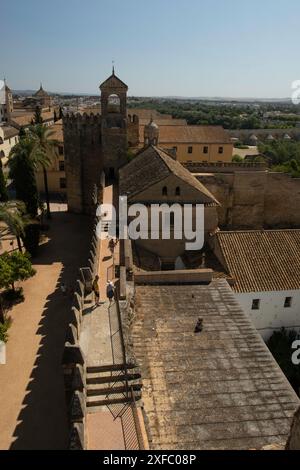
[{"xmin": 0, "ymin": 204, "xmax": 91, "ymax": 449}]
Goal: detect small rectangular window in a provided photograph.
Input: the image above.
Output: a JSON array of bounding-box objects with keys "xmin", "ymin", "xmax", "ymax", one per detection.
[
  {"xmin": 284, "ymin": 297, "xmax": 292, "ymax": 308},
  {"xmin": 188, "ymin": 146, "xmax": 193, "ymax": 154},
  {"xmin": 58, "ymin": 146, "xmax": 64, "ymax": 156},
  {"xmin": 203, "ymin": 146, "xmax": 208, "ymax": 154},
  {"xmin": 59, "ymin": 161, "xmax": 65, "ymax": 171},
  {"xmin": 59, "ymin": 177, "xmax": 66, "ymax": 189},
  {"xmin": 252, "ymin": 299, "xmax": 260, "ymax": 310},
  {"xmin": 218, "ymin": 146, "xmax": 224, "ymax": 154}
]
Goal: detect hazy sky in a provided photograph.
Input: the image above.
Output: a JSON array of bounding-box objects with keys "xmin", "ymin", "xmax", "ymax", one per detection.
[{"xmin": 2, "ymin": 0, "xmax": 300, "ymax": 98}]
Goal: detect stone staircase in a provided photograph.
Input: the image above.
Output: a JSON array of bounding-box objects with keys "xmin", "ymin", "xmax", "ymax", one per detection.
[{"xmin": 86, "ymin": 363, "xmax": 142, "ymax": 412}]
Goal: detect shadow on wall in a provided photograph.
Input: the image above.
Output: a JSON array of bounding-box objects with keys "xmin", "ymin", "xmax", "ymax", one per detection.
[{"xmin": 9, "ymin": 210, "xmax": 91, "ymax": 450}]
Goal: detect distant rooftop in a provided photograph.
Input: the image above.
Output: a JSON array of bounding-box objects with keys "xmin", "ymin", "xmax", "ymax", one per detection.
[{"xmin": 132, "ymin": 279, "xmax": 299, "ymax": 450}]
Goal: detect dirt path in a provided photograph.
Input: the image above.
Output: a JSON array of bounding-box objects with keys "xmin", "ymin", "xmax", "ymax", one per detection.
[{"xmin": 0, "ymin": 204, "xmax": 91, "ymax": 450}]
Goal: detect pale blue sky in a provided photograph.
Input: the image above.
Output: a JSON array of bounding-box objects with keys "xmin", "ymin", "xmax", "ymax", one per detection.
[{"xmin": 2, "ymin": 0, "xmax": 300, "ymax": 97}]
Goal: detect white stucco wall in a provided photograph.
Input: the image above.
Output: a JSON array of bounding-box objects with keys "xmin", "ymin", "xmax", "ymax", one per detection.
[
  {"xmin": 236, "ymin": 289, "xmax": 300, "ymax": 341},
  {"xmin": 0, "ymin": 127, "xmax": 19, "ymax": 162}
]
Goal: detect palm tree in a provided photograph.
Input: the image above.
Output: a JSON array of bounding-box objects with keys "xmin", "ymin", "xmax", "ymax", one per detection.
[
  {"xmin": 0, "ymin": 201, "xmax": 27, "ymax": 252},
  {"xmin": 8, "ymin": 138, "xmax": 39, "ymax": 217},
  {"xmin": 29, "ymin": 124, "xmax": 58, "ymax": 219}
]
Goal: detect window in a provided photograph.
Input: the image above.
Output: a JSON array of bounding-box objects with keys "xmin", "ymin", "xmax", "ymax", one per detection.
[
  {"xmin": 58, "ymin": 146, "xmax": 64, "ymax": 156},
  {"xmin": 59, "ymin": 161, "xmax": 65, "ymax": 171},
  {"xmin": 188, "ymin": 146, "xmax": 193, "ymax": 154},
  {"xmin": 173, "ymin": 146, "xmax": 177, "ymax": 151},
  {"xmin": 59, "ymin": 177, "xmax": 66, "ymax": 189},
  {"xmin": 175, "ymin": 186, "xmax": 180, "ymax": 196},
  {"xmin": 284, "ymin": 297, "xmax": 292, "ymax": 308},
  {"xmin": 203, "ymin": 146, "xmax": 208, "ymax": 154},
  {"xmin": 162, "ymin": 186, "xmax": 167, "ymax": 196},
  {"xmin": 218, "ymin": 146, "xmax": 224, "ymax": 154},
  {"xmin": 252, "ymin": 299, "xmax": 260, "ymax": 310}
]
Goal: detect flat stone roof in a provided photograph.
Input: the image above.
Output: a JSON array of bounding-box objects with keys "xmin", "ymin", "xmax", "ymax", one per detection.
[{"xmin": 131, "ymin": 279, "xmax": 299, "ymax": 450}]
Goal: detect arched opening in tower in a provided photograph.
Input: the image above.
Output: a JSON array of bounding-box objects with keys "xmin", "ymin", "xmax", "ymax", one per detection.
[{"xmin": 107, "ymin": 94, "xmax": 121, "ymax": 113}]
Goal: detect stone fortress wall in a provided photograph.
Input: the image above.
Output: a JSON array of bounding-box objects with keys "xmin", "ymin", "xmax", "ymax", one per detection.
[{"xmin": 196, "ymin": 169, "xmax": 300, "ymax": 229}]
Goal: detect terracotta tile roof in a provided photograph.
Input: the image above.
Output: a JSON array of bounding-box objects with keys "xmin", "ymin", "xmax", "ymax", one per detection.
[
  {"xmin": 11, "ymin": 110, "xmax": 54, "ymax": 128},
  {"xmin": 153, "ymin": 125, "xmax": 232, "ymax": 144},
  {"xmin": 1, "ymin": 125, "xmax": 19, "ymax": 139},
  {"xmin": 99, "ymin": 73, "xmax": 128, "ymax": 90},
  {"xmin": 132, "ymin": 279, "xmax": 299, "ymax": 449},
  {"xmin": 119, "ymin": 145, "xmax": 219, "ymax": 204},
  {"xmin": 216, "ymin": 230, "xmax": 300, "ymax": 293}
]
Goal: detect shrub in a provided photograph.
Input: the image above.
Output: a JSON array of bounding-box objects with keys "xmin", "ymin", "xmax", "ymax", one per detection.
[
  {"xmin": 0, "ymin": 317, "xmax": 12, "ymax": 343},
  {"xmin": 21, "ymin": 222, "xmax": 40, "ymax": 257},
  {"xmin": 232, "ymin": 155, "xmax": 243, "ymax": 162}
]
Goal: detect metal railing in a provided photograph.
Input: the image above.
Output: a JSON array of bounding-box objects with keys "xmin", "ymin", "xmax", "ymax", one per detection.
[{"xmin": 120, "ymin": 387, "xmax": 145, "ymax": 450}]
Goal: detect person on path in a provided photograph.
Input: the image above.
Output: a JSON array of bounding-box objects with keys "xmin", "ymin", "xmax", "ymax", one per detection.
[
  {"xmin": 106, "ymin": 280, "xmax": 115, "ymax": 306},
  {"xmin": 92, "ymin": 275, "xmax": 100, "ymax": 306}
]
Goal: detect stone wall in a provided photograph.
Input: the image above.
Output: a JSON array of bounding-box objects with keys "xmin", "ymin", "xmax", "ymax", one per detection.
[{"xmin": 197, "ymin": 170, "xmax": 300, "ymax": 229}]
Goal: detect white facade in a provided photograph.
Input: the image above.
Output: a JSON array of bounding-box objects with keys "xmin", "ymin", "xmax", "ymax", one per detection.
[
  {"xmin": 236, "ymin": 289, "xmax": 300, "ymax": 341},
  {"xmin": 0, "ymin": 126, "xmax": 19, "ymax": 162}
]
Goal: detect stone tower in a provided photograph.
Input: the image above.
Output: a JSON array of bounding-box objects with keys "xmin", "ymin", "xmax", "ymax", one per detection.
[
  {"xmin": 63, "ymin": 70, "xmax": 129, "ymax": 214},
  {"xmin": 144, "ymin": 117, "xmax": 159, "ymax": 145},
  {"xmin": 100, "ymin": 68, "xmax": 128, "ymax": 178},
  {"xmin": 4, "ymin": 80, "xmax": 13, "ymax": 122}
]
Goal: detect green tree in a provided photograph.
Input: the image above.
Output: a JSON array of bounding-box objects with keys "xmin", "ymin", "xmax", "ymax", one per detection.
[
  {"xmin": 19, "ymin": 126, "xmax": 26, "ymax": 139},
  {"xmin": 8, "ymin": 138, "xmax": 39, "ymax": 217},
  {"xmin": 0, "ymin": 251, "xmax": 36, "ymax": 292},
  {"xmin": 0, "ymin": 159, "xmax": 8, "ymax": 202},
  {"xmin": 232, "ymin": 155, "xmax": 243, "ymax": 163},
  {"xmin": 29, "ymin": 124, "xmax": 58, "ymax": 219},
  {"xmin": 0, "ymin": 201, "xmax": 27, "ymax": 252},
  {"xmin": 0, "ymin": 318, "xmax": 11, "ymax": 342},
  {"xmin": 34, "ymin": 106, "xmax": 43, "ymax": 125}
]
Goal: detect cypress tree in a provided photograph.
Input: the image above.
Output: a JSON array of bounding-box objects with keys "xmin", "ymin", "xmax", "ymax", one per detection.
[{"xmin": 0, "ymin": 159, "xmax": 8, "ymax": 202}]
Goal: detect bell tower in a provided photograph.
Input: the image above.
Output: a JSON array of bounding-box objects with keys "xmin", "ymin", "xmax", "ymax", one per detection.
[{"xmin": 99, "ymin": 68, "xmax": 128, "ymax": 178}]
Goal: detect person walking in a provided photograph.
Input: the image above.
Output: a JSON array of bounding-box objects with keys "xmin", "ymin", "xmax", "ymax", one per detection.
[
  {"xmin": 92, "ymin": 275, "xmax": 100, "ymax": 307},
  {"xmin": 106, "ymin": 280, "xmax": 115, "ymax": 306}
]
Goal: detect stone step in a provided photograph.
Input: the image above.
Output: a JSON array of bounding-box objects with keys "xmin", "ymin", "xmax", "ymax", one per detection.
[
  {"xmin": 86, "ymin": 363, "xmax": 136, "ymax": 374},
  {"xmin": 87, "ymin": 395, "xmax": 128, "ymax": 407},
  {"xmin": 87, "ymin": 383, "xmax": 142, "ymax": 397},
  {"xmin": 86, "ymin": 392, "xmax": 142, "ymax": 408},
  {"xmin": 86, "ymin": 372, "xmax": 141, "ymax": 385}
]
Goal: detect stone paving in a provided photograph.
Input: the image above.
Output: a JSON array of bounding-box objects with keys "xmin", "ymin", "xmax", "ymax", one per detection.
[{"xmin": 84, "ymin": 184, "xmax": 125, "ymax": 449}]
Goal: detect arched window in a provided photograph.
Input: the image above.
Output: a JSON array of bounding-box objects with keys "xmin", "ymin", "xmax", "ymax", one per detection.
[
  {"xmin": 175, "ymin": 186, "xmax": 180, "ymax": 196},
  {"xmin": 162, "ymin": 186, "xmax": 167, "ymax": 196},
  {"xmin": 107, "ymin": 94, "xmax": 120, "ymax": 113}
]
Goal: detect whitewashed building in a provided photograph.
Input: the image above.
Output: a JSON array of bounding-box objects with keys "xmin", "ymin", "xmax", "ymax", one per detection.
[{"xmin": 213, "ymin": 230, "xmax": 300, "ymax": 340}]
